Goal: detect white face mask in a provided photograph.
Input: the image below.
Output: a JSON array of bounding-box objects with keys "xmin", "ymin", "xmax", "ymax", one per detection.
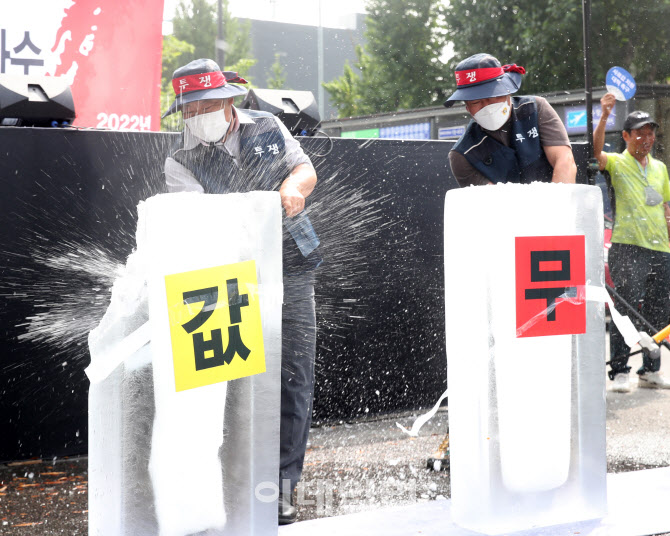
[
  {"xmin": 473, "ymin": 99, "xmax": 511, "ymax": 131},
  {"xmin": 185, "ymin": 108, "xmax": 231, "ymax": 143}
]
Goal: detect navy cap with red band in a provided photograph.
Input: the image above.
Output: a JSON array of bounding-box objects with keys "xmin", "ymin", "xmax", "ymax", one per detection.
[
  {"xmin": 445, "ymin": 53, "xmax": 525, "ymax": 108},
  {"xmin": 162, "ymin": 58, "xmax": 248, "ymax": 119}
]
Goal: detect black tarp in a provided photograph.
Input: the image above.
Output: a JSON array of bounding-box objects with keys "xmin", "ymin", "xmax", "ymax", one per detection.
[
  {"xmin": 0, "ymin": 128, "xmax": 461, "ymax": 461},
  {"xmin": 0, "ymin": 127, "xmax": 592, "ymax": 461}
]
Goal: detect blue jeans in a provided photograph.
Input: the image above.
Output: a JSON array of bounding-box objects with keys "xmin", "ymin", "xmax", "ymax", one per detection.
[{"xmin": 608, "ymin": 243, "xmax": 670, "ymax": 377}]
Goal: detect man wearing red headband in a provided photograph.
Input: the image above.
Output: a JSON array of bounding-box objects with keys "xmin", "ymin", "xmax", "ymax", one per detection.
[
  {"xmin": 163, "ymin": 58, "xmax": 321, "ymax": 525},
  {"xmin": 444, "ymin": 53, "xmax": 576, "ymax": 186}
]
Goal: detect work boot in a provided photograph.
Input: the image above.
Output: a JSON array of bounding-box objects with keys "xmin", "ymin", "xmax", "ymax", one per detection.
[
  {"xmin": 638, "ymin": 371, "xmax": 670, "ymax": 389},
  {"xmin": 278, "ymin": 492, "xmax": 297, "ymax": 525},
  {"xmin": 611, "ymin": 372, "xmax": 631, "ymax": 393}
]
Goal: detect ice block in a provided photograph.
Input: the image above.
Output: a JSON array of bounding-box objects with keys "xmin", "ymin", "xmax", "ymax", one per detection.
[
  {"xmin": 444, "ymin": 182, "xmax": 607, "ymax": 534},
  {"xmin": 88, "ymin": 191, "xmax": 283, "ymax": 536}
]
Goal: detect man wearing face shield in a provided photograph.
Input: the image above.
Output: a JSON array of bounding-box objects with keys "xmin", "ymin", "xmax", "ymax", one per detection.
[
  {"xmin": 444, "ymin": 53, "xmax": 576, "ymax": 186},
  {"xmin": 163, "ymin": 58, "xmax": 321, "ymax": 524},
  {"xmin": 594, "ymin": 94, "xmax": 670, "ymax": 392}
]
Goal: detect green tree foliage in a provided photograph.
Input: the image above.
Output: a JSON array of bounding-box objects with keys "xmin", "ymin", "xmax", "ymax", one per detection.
[
  {"xmin": 219, "ymin": 0, "xmax": 252, "ymax": 66},
  {"xmin": 590, "ymin": 1, "xmax": 670, "ymax": 84},
  {"xmin": 324, "ymin": 0, "xmax": 449, "ymax": 118},
  {"xmin": 323, "ymin": 60, "xmax": 361, "ymax": 118},
  {"xmin": 444, "ymin": 0, "xmax": 670, "ymax": 96},
  {"xmin": 161, "ymin": 35, "xmax": 195, "ymax": 132},
  {"xmin": 160, "ymin": 0, "xmax": 255, "ymax": 131},
  {"xmin": 172, "ymin": 0, "xmax": 217, "ymax": 62},
  {"xmin": 171, "ymin": 0, "xmax": 252, "ymax": 67},
  {"xmin": 267, "ymin": 53, "xmax": 288, "ymax": 89}
]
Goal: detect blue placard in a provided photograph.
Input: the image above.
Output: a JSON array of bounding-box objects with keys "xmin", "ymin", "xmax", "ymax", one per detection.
[{"xmin": 606, "ymin": 66, "xmax": 636, "ymax": 101}]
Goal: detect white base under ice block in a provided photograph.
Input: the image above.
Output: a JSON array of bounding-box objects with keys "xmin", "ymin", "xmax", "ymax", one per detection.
[
  {"xmin": 279, "ymin": 468, "xmax": 670, "ymax": 536},
  {"xmin": 444, "ymin": 183, "xmax": 607, "ymax": 533}
]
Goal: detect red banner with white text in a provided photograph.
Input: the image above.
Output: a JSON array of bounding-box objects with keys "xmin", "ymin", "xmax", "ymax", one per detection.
[{"xmin": 1, "ymin": 0, "xmax": 164, "ymax": 131}]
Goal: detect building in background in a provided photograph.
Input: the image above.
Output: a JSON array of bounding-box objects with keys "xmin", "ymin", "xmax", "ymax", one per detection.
[
  {"xmin": 240, "ymin": 14, "xmax": 365, "ymax": 120},
  {"xmin": 320, "ymin": 85, "xmax": 670, "ymax": 161}
]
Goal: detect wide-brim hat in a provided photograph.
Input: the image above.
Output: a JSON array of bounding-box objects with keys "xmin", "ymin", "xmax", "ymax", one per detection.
[
  {"xmin": 162, "ymin": 58, "xmax": 248, "ymax": 118},
  {"xmin": 444, "ymin": 53, "xmax": 524, "ymax": 108}
]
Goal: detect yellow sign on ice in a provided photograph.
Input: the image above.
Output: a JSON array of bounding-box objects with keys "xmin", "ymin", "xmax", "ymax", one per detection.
[{"xmin": 164, "ymin": 260, "xmax": 266, "ymax": 392}]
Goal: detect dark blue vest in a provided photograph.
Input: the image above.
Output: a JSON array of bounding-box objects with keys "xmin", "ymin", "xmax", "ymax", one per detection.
[
  {"xmin": 452, "ymin": 96, "xmax": 554, "ymax": 184},
  {"xmin": 172, "ymin": 110, "xmax": 321, "ymax": 273}
]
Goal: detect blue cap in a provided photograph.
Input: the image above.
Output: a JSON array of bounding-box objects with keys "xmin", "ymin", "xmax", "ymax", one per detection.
[
  {"xmin": 162, "ymin": 58, "xmax": 248, "ymax": 118},
  {"xmin": 444, "ymin": 53, "xmax": 524, "ymax": 108}
]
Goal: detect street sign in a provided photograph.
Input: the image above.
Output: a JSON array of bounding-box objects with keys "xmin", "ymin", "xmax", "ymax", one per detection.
[
  {"xmin": 341, "ymin": 128, "xmax": 380, "ymax": 138},
  {"xmin": 438, "ymin": 126, "xmax": 466, "ymax": 139},
  {"xmin": 564, "ymin": 104, "xmax": 616, "ymax": 134},
  {"xmin": 380, "ymin": 122, "xmax": 431, "ymax": 140},
  {"xmin": 342, "ymin": 123, "xmax": 431, "ymax": 140}
]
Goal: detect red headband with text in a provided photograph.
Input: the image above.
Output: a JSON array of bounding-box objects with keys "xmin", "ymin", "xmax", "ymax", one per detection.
[
  {"xmin": 454, "ymin": 64, "xmax": 525, "ymax": 87},
  {"xmin": 172, "ymin": 71, "xmax": 226, "ymax": 95}
]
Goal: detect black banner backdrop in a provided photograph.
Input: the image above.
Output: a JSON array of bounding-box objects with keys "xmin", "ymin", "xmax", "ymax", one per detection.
[
  {"xmin": 0, "ymin": 126, "xmax": 591, "ymax": 462},
  {"xmin": 0, "ymin": 128, "xmax": 459, "ymax": 461}
]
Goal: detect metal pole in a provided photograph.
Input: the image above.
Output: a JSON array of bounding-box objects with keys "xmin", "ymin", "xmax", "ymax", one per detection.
[
  {"xmin": 582, "ymin": 0, "xmax": 597, "ymax": 185},
  {"xmin": 317, "ymin": 0, "xmax": 325, "ymax": 120},
  {"xmin": 217, "ymin": 0, "xmax": 225, "ymax": 68}
]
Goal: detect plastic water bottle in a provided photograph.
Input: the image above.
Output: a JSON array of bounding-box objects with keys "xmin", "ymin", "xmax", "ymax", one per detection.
[{"xmin": 284, "ymin": 210, "xmax": 320, "ymax": 257}]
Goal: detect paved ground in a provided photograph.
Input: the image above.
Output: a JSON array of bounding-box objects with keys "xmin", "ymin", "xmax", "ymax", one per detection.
[
  {"xmin": 1, "ymin": 347, "xmax": 669, "ymax": 534},
  {"xmin": 297, "ymin": 343, "xmax": 670, "ymax": 524}
]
